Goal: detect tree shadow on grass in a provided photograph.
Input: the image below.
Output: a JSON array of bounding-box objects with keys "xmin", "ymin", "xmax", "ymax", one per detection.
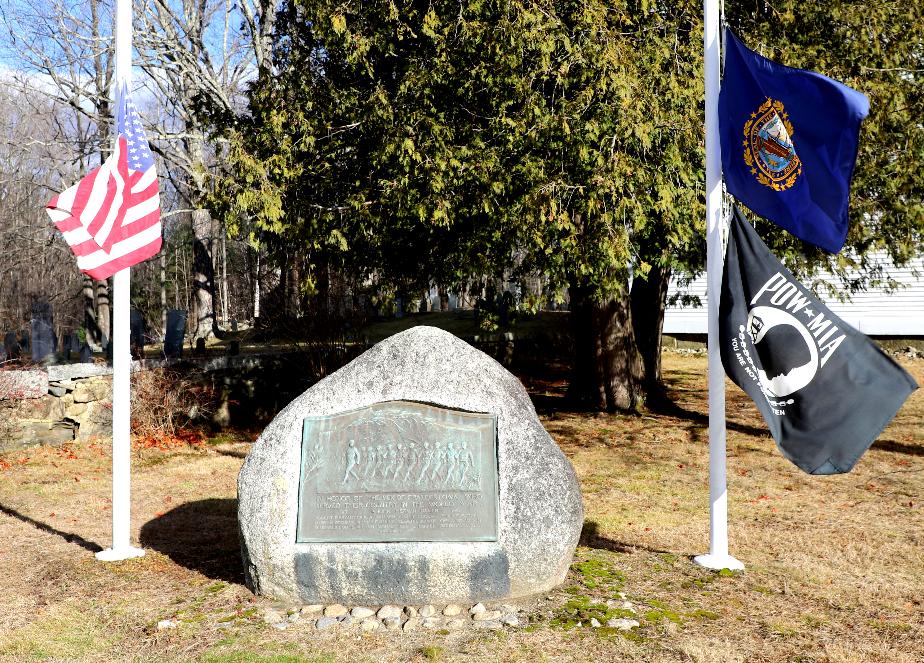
[
  {"xmin": 647, "ymin": 393, "xmax": 770, "ymax": 439},
  {"xmin": 0, "ymin": 503, "xmax": 102, "ymax": 553},
  {"xmin": 872, "ymin": 438, "xmax": 924, "ymax": 458},
  {"xmin": 139, "ymin": 498, "xmax": 244, "ymax": 584},
  {"xmin": 579, "ymin": 519, "xmax": 676, "ymax": 557}
]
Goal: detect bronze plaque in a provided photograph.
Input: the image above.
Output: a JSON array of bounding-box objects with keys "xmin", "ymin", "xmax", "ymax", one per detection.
[{"xmin": 296, "ymin": 401, "xmax": 498, "ymax": 543}]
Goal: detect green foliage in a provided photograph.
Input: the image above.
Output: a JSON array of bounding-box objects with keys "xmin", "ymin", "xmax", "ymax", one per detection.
[
  {"xmin": 571, "ymin": 558, "xmax": 627, "ymax": 591},
  {"xmin": 727, "ymin": 1, "xmax": 924, "ymax": 287},
  {"xmin": 211, "ymin": 0, "xmax": 923, "ymax": 305},
  {"xmin": 420, "ymin": 645, "xmax": 445, "ymax": 661},
  {"xmin": 214, "ymin": 0, "xmax": 706, "ymax": 301}
]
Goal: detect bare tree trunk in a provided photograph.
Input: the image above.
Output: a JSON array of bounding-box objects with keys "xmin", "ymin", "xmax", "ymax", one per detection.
[
  {"xmin": 253, "ymin": 246, "xmax": 261, "ymax": 321},
  {"xmin": 567, "ymin": 281, "xmax": 645, "ymax": 412},
  {"xmin": 82, "ymin": 275, "xmax": 101, "ymax": 349},
  {"xmin": 288, "ymin": 262, "xmax": 300, "ymax": 317},
  {"xmin": 96, "ymin": 279, "xmax": 110, "ymax": 350},
  {"xmin": 160, "ymin": 252, "xmax": 167, "ymax": 338},
  {"xmin": 191, "ymin": 208, "xmax": 216, "ymax": 340},
  {"xmin": 181, "ymin": 244, "xmax": 188, "ymax": 309},
  {"xmin": 221, "ymin": 233, "xmax": 229, "ymax": 324}
]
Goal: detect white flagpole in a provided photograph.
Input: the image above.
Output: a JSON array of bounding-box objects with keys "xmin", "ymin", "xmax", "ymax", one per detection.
[
  {"xmin": 96, "ymin": 0, "xmax": 144, "ymax": 562},
  {"xmin": 694, "ymin": 0, "xmax": 743, "ymax": 572}
]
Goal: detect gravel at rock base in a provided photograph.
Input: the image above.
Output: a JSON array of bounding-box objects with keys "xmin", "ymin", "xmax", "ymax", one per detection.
[
  {"xmin": 351, "ymin": 607, "xmax": 375, "ymax": 619},
  {"xmin": 254, "ymin": 598, "xmax": 649, "ymax": 635},
  {"xmin": 377, "ymin": 605, "xmax": 402, "ymax": 619},
  {"xmin": 315, "ymin": 617, "xmax": 338, "ymax": 630},
  {"xmin": 607, "ymin": 618, "xmax": 641, "ymax": 630}
]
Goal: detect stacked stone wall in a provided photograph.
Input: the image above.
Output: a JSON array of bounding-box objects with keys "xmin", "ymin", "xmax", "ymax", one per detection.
[{"xmin": 0, "ymin": 364, "xmax": 112, "ymax": 451}]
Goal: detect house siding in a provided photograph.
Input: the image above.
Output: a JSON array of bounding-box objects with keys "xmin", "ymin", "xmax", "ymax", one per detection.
[{"xmin": 664, "ymin": 254, "xmax": 924, "ymax": 336}]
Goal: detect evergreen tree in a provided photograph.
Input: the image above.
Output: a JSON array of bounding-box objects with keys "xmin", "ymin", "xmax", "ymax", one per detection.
[{"xmin": 212, "ymin": 0, "xmax": 923, "ymax": 411}]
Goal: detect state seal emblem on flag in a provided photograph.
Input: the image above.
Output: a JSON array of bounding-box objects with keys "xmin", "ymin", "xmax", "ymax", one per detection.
[{"xmin": 742, "ymin": 98, "xmax": 802, "ymax": 191}]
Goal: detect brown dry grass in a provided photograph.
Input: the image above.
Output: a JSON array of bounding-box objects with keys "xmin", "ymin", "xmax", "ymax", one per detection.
[{"xmin": 0, "ymin": 353, "xmax": 921, "ymax": 663}]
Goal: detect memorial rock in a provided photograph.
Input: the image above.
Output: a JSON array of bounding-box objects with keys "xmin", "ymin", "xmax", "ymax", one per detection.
[{"xmin": 238, "ymin": 325, "xmax": 583, "ymax": 605}]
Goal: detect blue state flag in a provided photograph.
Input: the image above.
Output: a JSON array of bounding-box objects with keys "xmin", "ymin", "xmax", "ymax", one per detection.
[{"xmin": 719, "ymin": 29, "xmax": 869, "ymax": 253}]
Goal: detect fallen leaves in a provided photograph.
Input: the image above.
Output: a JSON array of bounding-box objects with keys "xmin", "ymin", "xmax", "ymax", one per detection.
[{"xmin": 132, "ymin": 430, "xmax": 207, "ymax": 451}]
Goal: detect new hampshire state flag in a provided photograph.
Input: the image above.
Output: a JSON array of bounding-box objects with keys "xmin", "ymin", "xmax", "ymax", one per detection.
[
  {"xmin": 720, "ymin": 207, "xmax": 918, "ymax": 475},
  {"xmin": 719, "ymin": 29, "xmax": 869, "ymax": 253}
]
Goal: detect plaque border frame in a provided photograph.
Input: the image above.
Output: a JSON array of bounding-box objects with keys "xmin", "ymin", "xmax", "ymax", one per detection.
[{"xmin": 295, "ymin": 400, "xmax": 500, "ymax": 544}]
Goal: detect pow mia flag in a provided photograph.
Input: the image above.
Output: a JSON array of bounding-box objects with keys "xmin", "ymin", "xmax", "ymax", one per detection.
[{"xmin": 720, "ymin": 207, "xmax": 918, "ymax": 475}]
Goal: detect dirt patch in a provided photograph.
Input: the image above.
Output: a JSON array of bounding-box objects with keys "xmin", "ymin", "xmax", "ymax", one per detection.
[{"xmin": 0, "ymin": 354, "xmax": 921, "ymax": 662}]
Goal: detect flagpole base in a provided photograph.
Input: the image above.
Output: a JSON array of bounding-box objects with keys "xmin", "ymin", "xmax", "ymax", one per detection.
[
  {"xmin": 694, "ymin": 553, "xmax": 745, "ymax": 571},
  {"xmin": 95, "ymin": 546, "xmax": 145, "ymax": 562}
]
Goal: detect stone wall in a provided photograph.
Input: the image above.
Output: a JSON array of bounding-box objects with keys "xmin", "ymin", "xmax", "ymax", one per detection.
[
  {"xmin": 0, "ymin": 332, "xmax": 569, "ymax": 452},
  {"xmin": 0, "ymin": 364, "xmax": 112, "ymax": 451}
]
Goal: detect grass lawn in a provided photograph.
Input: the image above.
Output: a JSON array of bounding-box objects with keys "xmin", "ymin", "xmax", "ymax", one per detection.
[{"xmin": 0, "ymin": 352, "xmax": 921, "ymax": 662}]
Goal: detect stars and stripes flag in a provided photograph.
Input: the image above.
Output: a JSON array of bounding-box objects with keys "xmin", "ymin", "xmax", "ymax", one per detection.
[{"xmin": 46, "ymin": 83, "xmax": 161, "ymax": 279}]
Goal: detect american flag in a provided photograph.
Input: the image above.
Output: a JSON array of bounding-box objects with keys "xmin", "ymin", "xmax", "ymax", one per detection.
[{"xmin": 46, "ymin": 83, "xmax": 161, "ymax": 280}]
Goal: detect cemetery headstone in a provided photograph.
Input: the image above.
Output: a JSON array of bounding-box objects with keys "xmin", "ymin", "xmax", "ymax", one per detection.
[
  {"xmin": 238, "ymin": 325, "xmax": 583, "ymax": 605},
  {"xmin": 31, "ymin": 320, "xmax": 55, "ymax": 363},
  {"xmin": 60, "ymin": 332, "xmax": 73, "ymax": 360},
  {"xmin": 31, "ymin": 301, "xmax": 52, "ymax": 323},
  {"xmin": 79, "ymin": 342, "xmax": 93, "ymax": 363},
  {"xmin": 130, "ymin": 309, "xmax": 144, "ymax": 358},
  {"xmin": 231, "ymin": 318, "xmax": 238, "ymax": 332},
  {"xmin": 164, "ymin": 310, "xmax": 186, "ymax": 358},
  {"xmin": 3, "ymin": 331, "xmax": 18, "ymax": 358}
]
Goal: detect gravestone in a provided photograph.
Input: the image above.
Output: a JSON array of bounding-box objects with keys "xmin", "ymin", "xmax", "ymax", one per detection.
[
  {"xmin": 3, "ymin": 332, "xmax": 18, "ymax": 358},
  {"xmin": 238, "ymin": 325, "xmax": 583, "ymax": 605},
  {"xmin": 31, "ymin": 301, "xmax": 52, "ymax": 323},
  {"xmin": 164, "ymin": 310, "xmax": 186, "ymax": 358},
  {"xmin": 70, "ymin": 333, "xmax": 81, "ymax": 359},
  {"xmin": 231, "ymin": 318, "xmax": 238, "ymax": 332},
  {"xmin": 31, "ymin": 320, "xmax": 55, "ymax": 363},
  {"xmin": 130, "ymin": 309, "xmax": 144, "ymax": 358},
  {"xmin": 79, "ymin": 342, "xmax": 93, "ymax": 363}
]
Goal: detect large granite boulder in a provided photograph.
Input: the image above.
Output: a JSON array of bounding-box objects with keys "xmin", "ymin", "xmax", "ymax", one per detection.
[{"xmin": 238, "ymin": 326, "xmax": 583, "ymax": 605}]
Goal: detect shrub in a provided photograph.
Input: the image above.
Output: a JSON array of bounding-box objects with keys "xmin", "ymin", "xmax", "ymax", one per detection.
[{"xmin": 130, "ymin": 367, "xmax": 214, "ymax": 448}]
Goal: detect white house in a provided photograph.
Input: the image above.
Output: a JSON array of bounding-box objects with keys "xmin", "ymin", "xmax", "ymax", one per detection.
[{"xmin": 664, "ymin": 254, "xmax": 924, "ymax": 336}]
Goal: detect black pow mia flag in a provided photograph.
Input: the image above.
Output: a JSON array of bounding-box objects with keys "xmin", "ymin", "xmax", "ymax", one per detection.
[{"xmin": 720, "ymin": 207, "xmax": 918, "ymax": 475}]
